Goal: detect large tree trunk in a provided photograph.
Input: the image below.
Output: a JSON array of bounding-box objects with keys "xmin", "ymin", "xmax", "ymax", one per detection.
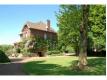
[{"xmin": 78, "ymin": 5, "xmax": 89, "ymax": 70}]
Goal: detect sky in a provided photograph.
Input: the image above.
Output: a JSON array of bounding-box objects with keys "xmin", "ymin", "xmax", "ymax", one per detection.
[{"xmin": 0, "ymin": 5, "xmax": 59, "ymax": 45}]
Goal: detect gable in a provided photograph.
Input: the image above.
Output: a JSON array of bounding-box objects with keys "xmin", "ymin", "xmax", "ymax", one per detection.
[{"xmin": 22, "ymin": 25, "xmax": 29, "ymax": 32}]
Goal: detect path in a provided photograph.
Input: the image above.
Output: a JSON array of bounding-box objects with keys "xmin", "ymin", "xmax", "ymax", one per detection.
[{"xmin": 0, "ymin": 57, "xmax": 37, "ymax": 75}]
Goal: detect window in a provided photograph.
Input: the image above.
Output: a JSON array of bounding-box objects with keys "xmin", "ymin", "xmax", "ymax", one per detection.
[
  {"xmin": 25, "ymin": 32, "xmax": 28, "ymax": 38},
  {"xmin": 44, "ymin": 33, "xmax": 47, "ymax": 39}
]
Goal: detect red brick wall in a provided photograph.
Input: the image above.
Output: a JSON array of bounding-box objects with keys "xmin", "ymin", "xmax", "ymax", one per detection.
[
  {"xmin": 30, "ymin": 28, "xmax": 57, "ymax": 40},
  {"xmin": 22, "ymin": 25, "xmax": 31, "ymax": 38},
  {"xmin": 21, "ymin": 26, "xmax": 57, "ymax": 40}
]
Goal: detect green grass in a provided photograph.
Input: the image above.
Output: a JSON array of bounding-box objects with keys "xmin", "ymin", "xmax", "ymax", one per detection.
[{"xmin": 23, "ymin": 56, "xmax": 106, "ymax": 75}]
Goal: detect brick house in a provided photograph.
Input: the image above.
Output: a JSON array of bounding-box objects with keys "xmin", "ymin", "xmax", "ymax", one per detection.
[
  {"xmin": 19, "ymin": 20, "xmax": 57, "ymax": 56},
  {"xmin": 20, "ymin": 20, "xmax": 57, "ymax": 40}
]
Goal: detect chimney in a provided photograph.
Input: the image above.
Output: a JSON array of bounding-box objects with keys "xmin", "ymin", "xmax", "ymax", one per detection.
[{"xmin": 46, "ymin": 19, "xmax": 50, "ymax": 31}]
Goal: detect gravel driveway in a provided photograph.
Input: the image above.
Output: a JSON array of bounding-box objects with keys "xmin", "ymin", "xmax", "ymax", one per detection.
[{"xmin": 0, "ymin": 57, "xmax": 36, "ymax": 75}]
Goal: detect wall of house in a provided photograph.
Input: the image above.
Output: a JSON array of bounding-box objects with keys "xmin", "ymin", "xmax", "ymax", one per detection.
[
  {"xmin": 21, "ymin": 25, "xmax": 57, "ymax": 40},
  {"xmin": 30, "ymin": 28, "xmax": 57, "ymax": 40},
  {"xmin": 21, "ymin": 26, "xmax": 57, "ymax": 51},
  {"xmin": 46, "ymin": 31, "xmax": 57, "ymax": 40},
  {"xmin": 22, "ymin": 25, "xmax": 31, "ymax": 38}
]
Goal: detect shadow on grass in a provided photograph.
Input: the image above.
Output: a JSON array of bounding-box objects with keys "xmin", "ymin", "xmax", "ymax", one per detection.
[
  {"xmin": 23, "ymin": 61, "xmax": 68, "ymax": 75},
  {"xmin": 23, "ymin": 57, "xmax": 106, "ymax": 75},
  {"xmin": 70, "ymin": 57, "xmax": 106, "ymax": 75},
  {"xmin": 87, "ymin": 57, "xmax": 106, "ymax": 75}
]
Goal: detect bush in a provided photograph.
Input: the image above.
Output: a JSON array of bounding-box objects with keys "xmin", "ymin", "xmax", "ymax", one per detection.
[
  {"xmin": 0, "ymin": 45, "xmax": 13, "ymax": 52},
  {"xmin": 46, "ymin": 50, "xmax": 62, "ymax": 56},
  {"xmin": 21, "ymin": 48, "xmax": 30, "ymax": 57},
  {"xmin": 66, "ymin": 46, "xmax": 75, "ymax": 53},
  {"xmin": 87, "ymin": 49, "xmax": 106, "ymax": 57},
  {"xmin": 0, "ymin": 45, "xmax": 13, "ymax": 56},
  {"xmin": 6, "ymin": 49, "xmax": 13, "ymax": 56},
  {"xmin": 0, "ymin": 50, "xmax": 10, "ymax": 63},
  {"xmin": 16, "ymin": 48, "xmax": 21, "ymax": 53}
]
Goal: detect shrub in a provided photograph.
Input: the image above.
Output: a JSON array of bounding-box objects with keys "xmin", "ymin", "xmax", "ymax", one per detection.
[
  {"xmin": 0, "ymin": 45, "xmax": 13, "ymax": 55},
  {"xmin": 87, "ymin": 49, "xmax": 106, "ymax": 57},
  {"xmin": 6, "ymin": 49, "xmax": 13, "ymax": 56},
  {"xmin": 21, "ymin": 48, "xmax": 30, "ymax": 57},
  {"xmin": 34, "ymin": 36, "xmax": 48, "ymax": 52},
  {"xmin": 17, "ymin": 36, "xmax": 58, "ymax": 57},
  {"xmin": 46, "ymin": 50, "xmax": 62, "ymax": 56},
  {"xmin": 16, "ymin": 48, "xmax": 21, "ymax": 53},
  {"xmin": 0, "ymin": 50, "xmax": 10, "ymax": 63}
]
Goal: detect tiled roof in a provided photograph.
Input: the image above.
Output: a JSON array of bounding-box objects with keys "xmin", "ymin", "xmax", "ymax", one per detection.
[{"xmin": 24, "ymin": 21, "xmax": 56, "ymax": 33}]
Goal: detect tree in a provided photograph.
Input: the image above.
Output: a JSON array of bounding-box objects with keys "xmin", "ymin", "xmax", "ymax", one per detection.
[
  {"xmin": 88, "ymin": 5, "xmax": 106, "ymax": 52},
  {"xmin": 56, "ymin": 5, "xmax": 82, "ymax": 55},
  {"xmin": 56, "ymin": 5, "xmax": 105, "ymax": 70},
  {"xmin": 78, "ymin": 5, "xmax": 89, "ymax": 69}
]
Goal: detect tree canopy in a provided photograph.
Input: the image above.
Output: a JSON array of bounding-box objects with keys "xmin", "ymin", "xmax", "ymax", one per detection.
[
  {"xmin": 88, "ymin": 5, "xmax": 106, "ymax": 51},
  {"xmin": 56, "ymin": 5, "xmax": 82, "ymax": 54},
  {"xmin": 56, "ymin": 5, "xmax": 106, "ymax": 54}
]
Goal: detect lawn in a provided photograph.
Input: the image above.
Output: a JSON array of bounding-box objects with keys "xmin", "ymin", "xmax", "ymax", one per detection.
[{"xmin": 23, "ymin": 56, "xmax": 106, "ymax": 75}]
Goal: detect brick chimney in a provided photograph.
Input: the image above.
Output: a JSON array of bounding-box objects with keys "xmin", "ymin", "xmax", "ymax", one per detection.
[{"xmin": 46, "ymin": 19, "xmax": 50, "ymax": 31}]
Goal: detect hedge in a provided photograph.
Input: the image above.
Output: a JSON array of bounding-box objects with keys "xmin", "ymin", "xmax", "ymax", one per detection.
[
  {"xmin": 46, "ymin": 50, "xmax": 62, "ymax": 56},
  {"xmin": 0, "ymin": 50, "xmax": 10, "ymax": 63}
]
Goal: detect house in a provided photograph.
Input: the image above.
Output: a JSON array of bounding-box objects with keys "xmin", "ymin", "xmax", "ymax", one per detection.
[
  {"xmin": 19, "ymin": 20, "xmax": 57, "ymax": 57},
  {"xmin": 20, "ymin": 20, "xmax": 57, "ymax": 40}
]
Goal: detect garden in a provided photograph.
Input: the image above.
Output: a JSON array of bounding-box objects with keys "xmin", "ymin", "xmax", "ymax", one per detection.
[{"xmin": 0, "ymin": 5, "xmax": 106, "ymax": 75}]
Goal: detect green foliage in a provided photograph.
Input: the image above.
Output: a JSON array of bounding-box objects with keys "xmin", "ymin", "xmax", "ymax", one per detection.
[
  {"xmin": 0, "ymin": 50, "xmax": 10, "ymax": 63},
  {"xmin": 0, "ymin": 45, "xmax": 13, "ymax": 53},
  {"xmin": 15, "ymin": 48, "xmax": 20, "ymax": 53},
  {"xmin": 21, "ymin": 48, "xmax": 30, "ymax": 57},
  {"xmin": 30, "ymin": 36, "xmax": 58, "ymax": 52},
  {"xmin": 32, "ymin": 36, "xmax": 48, "ymax": 52},
  {"xmin": 66, "ymin": 46, "xmax": 75, "ymax": 53},
  {"xmin": 0, "ymin": 45, "xmax": 13, "ymax": 56},
  {"xmin": 16, "ymin": 39, "xmax": 33, "ymax": 57},
  {"xmin": 56, "ymin": 5, "xmax": 81, "ymax": 54},
  {"xmin": 47, "ymin": 39, "xmax": 58, "ymax": 51},
  {"xmin": 46, "ymin": 50, "xmax": 61, "ymax": 56},
  {"xmin": 56, "ymin": 5, "xmax": 106, "ymax": 55},
  {"xmin": 17, "ymin": 35, "xmax": 58, "ymax": 56},
  {"xmin": 18, "ymin": 40, "xmax": 26, "ymax": 49},
  {"xmin": 6, "ymin": 49, "xmax": 14, "ymax": 56},
  {"xmin": 88, "ymin": 5, "xmax": 106, "ymax": 51}
]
